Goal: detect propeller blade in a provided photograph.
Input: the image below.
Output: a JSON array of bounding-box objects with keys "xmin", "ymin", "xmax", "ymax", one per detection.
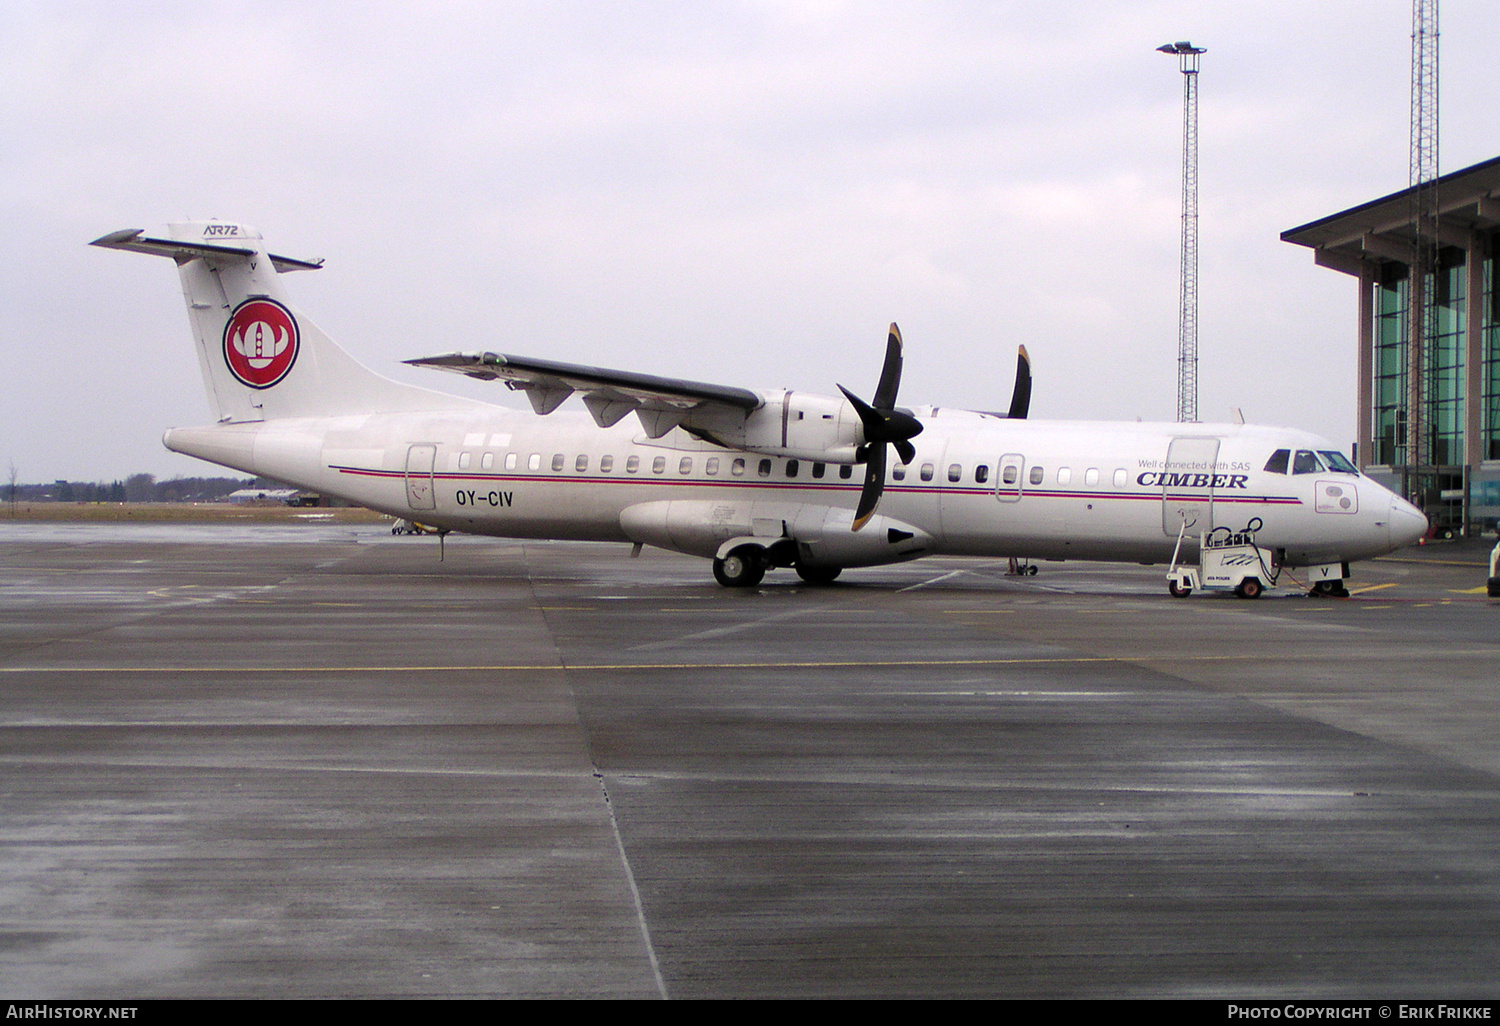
[
  {"xmin": 837, "ymin": 383, "xmax": 878, "ymax": 431},
  {"xmin": 893, "ymin": 437, "xmax": 916, "ymax": 465},
  {"xmin": 852, "ymin": 443, "xmax": 886, "ymax": 532},
  {"xmin": 873, "ymin": 323, "xmax": 903, "ymax": 410},
  {"xmin": 1006, "ymin": 344, "xmax": 1032, "ymax": 420}
]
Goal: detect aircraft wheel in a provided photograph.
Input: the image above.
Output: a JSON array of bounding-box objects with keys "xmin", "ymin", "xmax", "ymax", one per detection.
[
  {"xmin": 1235, "ymin": 577, "xmax": 1263, "ymax": 600},
  {"xmin": 713, "ymin": 546, "xmax": 766, "ymax": 588},
  {"xmin": 795, "ymin": 564, "xmax": 842, "ymax": 585},
  {"xmin": 1168, "ymin": 580, "xmax": 1191, "ymax": 598},
  {"xmin": 1486, "ymin": 577, "xmax": 1500, "ymax": 598}
]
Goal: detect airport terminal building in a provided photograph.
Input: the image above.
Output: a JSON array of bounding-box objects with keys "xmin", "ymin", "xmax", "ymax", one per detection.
[{"xmin": 1282, "ymin": 154, "xmax": 1500, "ymax": 533}]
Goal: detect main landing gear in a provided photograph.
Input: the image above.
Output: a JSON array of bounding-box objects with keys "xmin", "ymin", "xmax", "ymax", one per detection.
[
  {"xmin": 794, "ymin": 564, "xmax": 842, "ymax": 585},
  {"xmin": 710, "ymin": 542, "xmax": 843, "ymax": 588},
  {"xmin": 712, "ymin": 545, "xmax": 767, "ymax": 588}
]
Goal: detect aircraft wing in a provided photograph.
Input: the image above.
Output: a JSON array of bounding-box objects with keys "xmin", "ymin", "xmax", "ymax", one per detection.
[{"xmin": 406, "ymin": 351, "xmax": 763, "ymax": 437}]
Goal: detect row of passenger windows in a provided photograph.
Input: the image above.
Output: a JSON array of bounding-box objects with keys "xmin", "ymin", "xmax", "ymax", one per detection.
[
  {"xmin": 455, "ymin": 450, "xmax": 859, "ymax": 479},
  {"xmin": 453, "ymin": 449, "xmax": 1127, "ymax": 488},
  {"xmin": 892, "ymin": 462, "xmax": 1127, "ymax": 488}
]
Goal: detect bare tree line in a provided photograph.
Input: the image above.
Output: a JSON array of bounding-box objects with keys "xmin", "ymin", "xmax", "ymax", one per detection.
[{"xmin": 3, "ymin": 473, "xmax": 287, "ymax": 505}]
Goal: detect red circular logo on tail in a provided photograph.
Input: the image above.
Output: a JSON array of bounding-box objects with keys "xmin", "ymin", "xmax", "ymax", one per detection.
[{"xmin": 223, "ymin": 298, "xmax": 299, "ymax": 388}]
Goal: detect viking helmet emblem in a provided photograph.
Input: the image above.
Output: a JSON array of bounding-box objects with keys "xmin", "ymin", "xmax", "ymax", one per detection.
[{"xmin": 231, "ymin": 319, "xmax": 291, "ymax": 369}]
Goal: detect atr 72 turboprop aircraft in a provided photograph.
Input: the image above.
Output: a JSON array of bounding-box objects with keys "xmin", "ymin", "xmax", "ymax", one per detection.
[{"xmin": 93, "ymin": 222, "xmax": 1428, "ymax": 595}]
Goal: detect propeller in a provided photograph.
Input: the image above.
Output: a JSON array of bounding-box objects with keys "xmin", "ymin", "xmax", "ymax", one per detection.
[{"xmin": 839, "ymin": 323, "xmax": 924, "ymax": 532}]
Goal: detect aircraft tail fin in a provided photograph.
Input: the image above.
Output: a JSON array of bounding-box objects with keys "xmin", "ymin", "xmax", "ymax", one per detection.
[{"xmin": 93, "ymin": 222, "xmax": 444, "ymax": 423}]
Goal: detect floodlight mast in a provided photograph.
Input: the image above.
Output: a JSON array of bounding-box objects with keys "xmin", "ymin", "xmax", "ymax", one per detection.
[{"xmin": 1158, "ymin": 41, "xmax": 1205, "ymax": 423}]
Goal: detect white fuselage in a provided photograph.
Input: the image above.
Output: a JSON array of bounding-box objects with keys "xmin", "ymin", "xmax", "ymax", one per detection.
[
  {"xmin": 95, "ymin": 219, "xmax": 1427, "ymax": 585},
  {"xmin": 166, "ymin": 402, "xmax": 1426, "ymax": 570}
]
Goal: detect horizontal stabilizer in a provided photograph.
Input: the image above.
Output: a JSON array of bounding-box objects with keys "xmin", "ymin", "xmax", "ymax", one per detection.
[{"xmin": 90, "ymin": 229, "xmax": 324, "ymax": 273}]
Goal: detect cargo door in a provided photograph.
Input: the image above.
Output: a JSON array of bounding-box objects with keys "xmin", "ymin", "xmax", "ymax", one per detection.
[{"xmin": 405, "ymin": 443, "xmax": 437, "ymax": 511}]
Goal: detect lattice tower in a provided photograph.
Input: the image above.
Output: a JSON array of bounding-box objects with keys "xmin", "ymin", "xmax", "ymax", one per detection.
[{"xmin": 1406, "ymin": 0, "xmax": 1439, "ymax": 480}]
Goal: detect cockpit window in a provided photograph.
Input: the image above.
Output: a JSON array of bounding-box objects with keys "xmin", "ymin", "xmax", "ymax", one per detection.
[
  {"xmin": 1263, "ymin": 449, "xmax": 1290, "ymax": 475},
  {"xmin": 1291, "ymin": 450, "xmax": 1325, "ymax": 475},
  {"xmin": 1317, "ymin": 450, "xmax": 1358, "ymax": 474}
]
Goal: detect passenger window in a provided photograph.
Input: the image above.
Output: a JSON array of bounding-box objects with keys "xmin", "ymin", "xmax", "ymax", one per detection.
[
  {"xmin": 705, "ymin": 457, "xmax": 719, "ymax": 475},
  {"xmin": 481, "ymin": 452, "xmax": 495, "ymax": 470},
  {"xmin": 975, "ymin": 465, "xmax": 989, "ymax": 484},
  {"xmin": 551, "ymin": 454, "xmax": 565, "ymax": 472},
  {"xmin": 505, "ymin": 453, "xmax": 518, "ymax": 471},
  {"xmin": 679, "ymin": 457, "xmax": 693, "ymax": 475},
  {"xmin": 920, "ymin": 463, "xmax": 935, "ymax": 482},
  {"xmin": 948, "ymin": 464, "xmax": 962, "ymax": 483},
  {"xmin": 839, "ymin": 465, "xmax": 853, "ymax": 480},
  {"xmin": 893, "ymin": 464, "xmax": 906, "ymax": 482},
  {"xmin": 732, "ymin": 458, "xmax": 746, "ymax": 476},
  {"xmin": 652, "ymin": 456, "xmax": 666, "ymax": 474},
  {"xmin": 626, "ymin": 455, "xmax": 640, "ymax": 473},
  {"xmin": 1002, "ymin": 465, "xmax": 1018, "ymax": 485},
  {"xmin": 758, "ymin": 459, "xmax": 772, "ymax": 477},
  {"xmin": 458, "ymin": 452, "xmax": 471, "ymax": 470},
  {"xmin": 786, "ymin": 460, "xmax": 799, "ymax": 478},
  {"xmin": 812, "ymin": 462, "xmax": 826, "ymax": 479},
  {"xmin": 1264, "ymin": 449, "xmax": 1290, "ymax": 475},
  {"xmin": 600, "ymin": 455, "xmax": 614, "ymax": 473},
  {"xmin": 575, "ymin": 454, "xmax": 588, "ymax": 472},
  {"xmin": 1113, "ymin": 468, "xmax": 1127, "ymax": 488},
  {"xmin": 1029, "ymin": 466, "xmax": 1044, "ymax": 486},
  {"xmin": 1057, "ymin": 467, "xmax": 1071, "ymax": 485},
  {"xmin": 1085, "ymin": 468, "xmax": 1099, "ymax": 485},
  {"xmin": 528, "ymin": 453, "xmax": 541, "ymax": 471},
  {"xmin": 1292, "ymin": 450, "xmax": 1324, "ymax": 475}
]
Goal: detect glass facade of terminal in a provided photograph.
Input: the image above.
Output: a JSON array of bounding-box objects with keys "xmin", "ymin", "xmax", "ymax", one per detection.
[
  {"xmin": 1430, "ymin": 250, "xmax": 1466, "ymax": 467},
  {"xmin": 1370, "ymin": 248, "xmax": 1478, "ymax": 468},
  {"xmin": 1373, "ymin": 265, "xmax": 1407, "ymax": 467},
  {"xmin": 1485, "ymin": 249, "xmax": 1500, "ymax": 461}
]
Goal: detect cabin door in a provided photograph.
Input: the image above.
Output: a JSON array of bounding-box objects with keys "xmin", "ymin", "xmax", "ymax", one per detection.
[
  {"xmin": 993, "ymin": 453, "xmax": 1025, "ymax": 503},
  {"xmin": 1160, "ymin": 437, "xmax": 1220, "ymax": 537}
]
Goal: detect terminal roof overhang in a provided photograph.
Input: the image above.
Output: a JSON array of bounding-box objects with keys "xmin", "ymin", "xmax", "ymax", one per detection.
[{"xmin": 1281, "ymin": 154, "xmax": 1500, "ymax": 276}]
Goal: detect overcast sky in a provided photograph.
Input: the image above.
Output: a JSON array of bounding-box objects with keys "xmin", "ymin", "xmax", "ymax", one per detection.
[{"xmin": 4, "ymin": 1, "xmax": 1499, "ymax": 483}]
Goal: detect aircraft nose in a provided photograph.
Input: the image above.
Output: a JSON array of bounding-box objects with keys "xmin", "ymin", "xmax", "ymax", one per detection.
[{"xmin": 1388, "ymin": 493, "xmax": 1429, "ymax": 548}]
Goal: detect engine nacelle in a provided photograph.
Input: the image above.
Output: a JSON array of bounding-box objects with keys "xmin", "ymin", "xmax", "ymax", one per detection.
[
  {"xmin": 684, "ymin": 390, "xmax": 864, "ymax": 464},
  {"xmin": 620, "ymin": 499, "xmax": 932, "ymax": 569}
]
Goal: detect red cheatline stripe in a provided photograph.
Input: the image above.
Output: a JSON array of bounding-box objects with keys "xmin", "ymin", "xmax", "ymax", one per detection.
[{"xmin": 332, "ymin": 464, "xmax": 1302, "ymax": 506}]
